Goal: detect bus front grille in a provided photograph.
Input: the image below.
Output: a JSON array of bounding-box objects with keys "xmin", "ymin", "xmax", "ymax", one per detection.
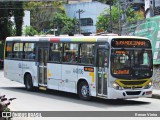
[
  {"xmin": 126, "ymin": 91, "xmax": 141, "ymax": 95},
  {"xmin": 120, "ymin": 80, "xmax": 147, "ymax": 85},
  {"xmin": 123, "ymin": 87, "xmax": 142, "ymax": 89}
]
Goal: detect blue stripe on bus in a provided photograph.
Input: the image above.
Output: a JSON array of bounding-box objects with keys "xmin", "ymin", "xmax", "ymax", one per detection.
[{"xmin": 60, "ymin": 38, "xmax": 71, "ymax": 42}]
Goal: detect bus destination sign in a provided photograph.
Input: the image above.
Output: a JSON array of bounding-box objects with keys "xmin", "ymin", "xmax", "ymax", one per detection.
[{"xmin": 111, "ymin": 39, "xmax": 151, "ymax": 48}]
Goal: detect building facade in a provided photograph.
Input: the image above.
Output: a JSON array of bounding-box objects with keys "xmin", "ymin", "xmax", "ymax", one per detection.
[
  {"xmin": 145, "ymin": 0, "xmax": 160, "ymax": 18},
  {"xmin": 65, "ymin": 1, "xmax": 109, "ymax": 34}
]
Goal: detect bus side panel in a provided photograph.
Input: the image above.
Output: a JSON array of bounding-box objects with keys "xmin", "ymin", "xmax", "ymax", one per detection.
[
  {"xmin": 4, "ymin": 60, "xmax": 13, "ymax": 80},
  {"xmin": 47, "ymin": 63, "xmax": 61, "ymax": 90},
  {"xmin": 77, "ymin": 66, "xmax": 96, "ymax": 97},
  {"xmin": 4, "ymin": 59, "xmax": 23, "ymax": 83},
  {"xmin": 61, "ymin": 64, "xmax": 77, "ymax": 93},
  {"xmin": 22, "ymin": 61, "xmax": 38, "ymax": 87}
]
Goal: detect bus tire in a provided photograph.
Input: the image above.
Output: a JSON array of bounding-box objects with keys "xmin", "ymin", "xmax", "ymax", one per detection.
[
  {"xmin": 78, "ymin": 81, "xmax": 91, "ymax": 100},
  {"xmin": 25, "ymin": 74, "xmax": 34, "ymax": 91}
]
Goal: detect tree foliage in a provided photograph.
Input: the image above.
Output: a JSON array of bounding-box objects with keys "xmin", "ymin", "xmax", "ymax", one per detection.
[
  {"xmin": 0, "ymin": 2, "xmax": 13, "ymax": 40},
  {"xmin": 96, "ymin": 6, "xmax": 122, "ymax": 33},
  {"xmin": 96, "ymin": 12, "xmax": 109, "ymax": 31},
  {"xmin": 24, "ymin": 1, "xmax": 65, "ymax": 32},
  {"xmin": 23, "ymin": 26, "xmax": 40, "ymax": 36},
  {"xmin": 13, "ymin": 1, "xmax": 24, "ymax": 36},
  {"xmin": 0, "ymin": 2, "xmax": 24, "ymax": 41},
  {"xmin": 96, "ymin": 1, "xmax": 144, "ymax": 34},
  {"xmin": 126, "ymin": 7, "xmax": 144, "ymax": 23},
  {"xmin": 50, "ymin": 13, "xmax": 76, "ymax": 35}
]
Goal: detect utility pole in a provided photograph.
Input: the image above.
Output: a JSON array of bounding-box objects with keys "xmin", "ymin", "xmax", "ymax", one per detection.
[
  {"xmin": 76, "ymin": 9, "xmax": 84, "ymax": 34},
  {"xmin": 109, "ymin": 0, "xmax": 112, "ymax": 33},
  {"xmin": 118, "ymin": 0, "xmax": 121, "ymax": 35},
  {"xmin": 153, "ymin": 0, "xmax": 155, "ymax": 16}
]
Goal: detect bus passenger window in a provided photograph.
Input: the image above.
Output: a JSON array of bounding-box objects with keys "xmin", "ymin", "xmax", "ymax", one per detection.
[
  {"xmin": 80, "ymin": 43, "xmax": 95, "ymax": 65},
  {"xmin": 12, "ymin": 42, "xmax": 23, "ymax": 59},
  {"xmin": 63, "ymin": 43, "xmax": 78, "ymax": 63},
  {"xmin": 53, "ymin": 52, "xmax": 60, "ymax": 61},
  {"xmin": 64, "ymin": 52, "xmax": 71, "ymax": 62},
  {"xmin": 81, "ymin": 52, "xmax": 89, "ymax": 64},
  {"xmin": 70, "ymin": 53, "xmax": 76, "ymax": 63},
  {"xmin": 28, "ymin": 48, "xmax": 36, "ymax": 59},
  {"xmin": 24, "ymin": 43, "xmax": 36, "ymax": 60},
  {"xmin": 5, "ymin": 42, "xmax": 12, "ymax": 58},
  {"xmin": 49, "ymin": 43, "xmax": 62, "ymax": 62}
]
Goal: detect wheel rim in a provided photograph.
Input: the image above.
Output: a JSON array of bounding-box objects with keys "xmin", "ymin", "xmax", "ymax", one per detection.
[
  {"xmin": 81, "ymin": 85, "xmax": 89, "ymax": 97},
  {"xmin": 26, "ymin": 75, "xmax": 32, "ymax": 89}
]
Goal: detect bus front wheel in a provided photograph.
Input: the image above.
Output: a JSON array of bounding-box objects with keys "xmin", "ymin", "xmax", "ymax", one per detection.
[
  {"xmin": 25, "ymin": 74, "xmax": 34, "ymax": 91},
  {"xmin": 78, "ymin": 81, "xmax": 91, "ymax": 100}
]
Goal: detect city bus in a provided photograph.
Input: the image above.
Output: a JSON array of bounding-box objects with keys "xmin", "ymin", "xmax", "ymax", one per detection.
[{"xmin": 4, "ymin": 35, "xmax": 153, "ymax": 100}]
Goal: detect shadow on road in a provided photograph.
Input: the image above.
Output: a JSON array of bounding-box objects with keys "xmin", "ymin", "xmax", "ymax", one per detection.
[{"xmin": 0, "ymin": 86, "xmax": 151, "ymax": 108}]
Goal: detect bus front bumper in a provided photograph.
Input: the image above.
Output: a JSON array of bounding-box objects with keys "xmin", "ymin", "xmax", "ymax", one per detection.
[{"xmin": 107, "ymin": 87, "xmax": 152, "ymax": 99}]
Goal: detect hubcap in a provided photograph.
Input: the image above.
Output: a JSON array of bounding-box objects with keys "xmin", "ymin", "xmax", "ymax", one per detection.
[{"xmin": 81, "ymin": 85, "xmax": 89, "ymax": 97}]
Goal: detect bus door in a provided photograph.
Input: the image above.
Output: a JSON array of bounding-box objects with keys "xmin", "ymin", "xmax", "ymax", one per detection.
[
  {"xmin": 97, "ymin": 47, "xmax": 108, "ymax": 96},
  {"xmin": 37, "ymin": 47, "xmax": 48, "ymax": 89}
]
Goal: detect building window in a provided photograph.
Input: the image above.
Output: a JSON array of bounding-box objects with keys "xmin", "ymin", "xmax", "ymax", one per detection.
[{"xmin": 80, "ymin": 18, "xmax": 93, "ymax": 26}]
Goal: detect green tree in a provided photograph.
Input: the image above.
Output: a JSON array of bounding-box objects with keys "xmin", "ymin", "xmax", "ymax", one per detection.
[
  {"xmin": 0, "ymin": 1, "xmax": 25, "ymax": 40},
  {"xmin": 13, "ymin": 1, "xmax": 24, "ymax": 36},
  {"xmin": 96, "ymin": 2, "xmax": 144, "ymax": 34},
  {"xmin": 125, "ymin": 7, "xmax": 144, "ymax": 23},
  {"xmin": 51, "ymin": 13, "xmax": 76, "ymax": 35},
  {"xmin": 0, "ymin": 2, "xmax": 13, "ymax": 40},
  {"xmin": 96, "ymin": 13, "xmax": 109, "ymax": 31},
  {"xmin": 96, "ymin": 6, "xmax": 122, "ymax": 33},
  {"xmin": 23, "ymin": 26, "xmax": 39, "ymax": 36},
  {"xmin": 24, "ymin": 1, "xmax": 65, "ymax": 32}
]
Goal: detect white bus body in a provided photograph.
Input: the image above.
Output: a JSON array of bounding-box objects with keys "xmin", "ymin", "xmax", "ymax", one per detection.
[{"xmin": 4, "ymin": 36, "xmax": 153, "ymax": 100}]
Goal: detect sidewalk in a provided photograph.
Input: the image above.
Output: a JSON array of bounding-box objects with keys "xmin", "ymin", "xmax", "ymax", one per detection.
[{"xmin": 152, "ymin": 89, "xmax": 160, "ymax": 99}]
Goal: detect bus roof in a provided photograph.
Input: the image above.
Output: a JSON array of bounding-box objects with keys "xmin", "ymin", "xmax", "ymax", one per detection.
[{"xmin": 6, "ymin": 35, "xmax": 150, "ymax": 43}]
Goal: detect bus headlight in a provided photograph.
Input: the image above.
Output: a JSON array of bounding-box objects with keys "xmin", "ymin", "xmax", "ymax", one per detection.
[
  {"xmin": 144, "ymin": 81, "xmax": 152, "ymax": 89},
  {"xmin": 113, "ymin": 82, "xmax": 123, "ymax": 90}
]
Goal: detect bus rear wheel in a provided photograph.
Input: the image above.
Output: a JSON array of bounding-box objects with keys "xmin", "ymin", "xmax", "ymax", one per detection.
[
  {"xmin": 25, "ymin": 74, "xmax": 34, "ymax": 91},
  {"xmin": 78, "ymin": 81, "xmax": 91, "ymax": 100}
]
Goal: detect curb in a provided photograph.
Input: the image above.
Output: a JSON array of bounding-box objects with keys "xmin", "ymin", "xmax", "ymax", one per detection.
[{"xmin": 152, "ymin": 94, "xmax": 160, "ymax": 99}]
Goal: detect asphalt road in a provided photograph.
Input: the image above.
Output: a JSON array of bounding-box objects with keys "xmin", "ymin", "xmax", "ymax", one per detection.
[{"xmin": 0, "ymin": 70, "xmax": 160, "ymax": 120}]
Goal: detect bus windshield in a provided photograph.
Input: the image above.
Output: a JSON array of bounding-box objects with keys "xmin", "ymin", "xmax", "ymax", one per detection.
[{"xmin": 111, "ymin": 49, "xmax": 153, "ymax": 79}]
